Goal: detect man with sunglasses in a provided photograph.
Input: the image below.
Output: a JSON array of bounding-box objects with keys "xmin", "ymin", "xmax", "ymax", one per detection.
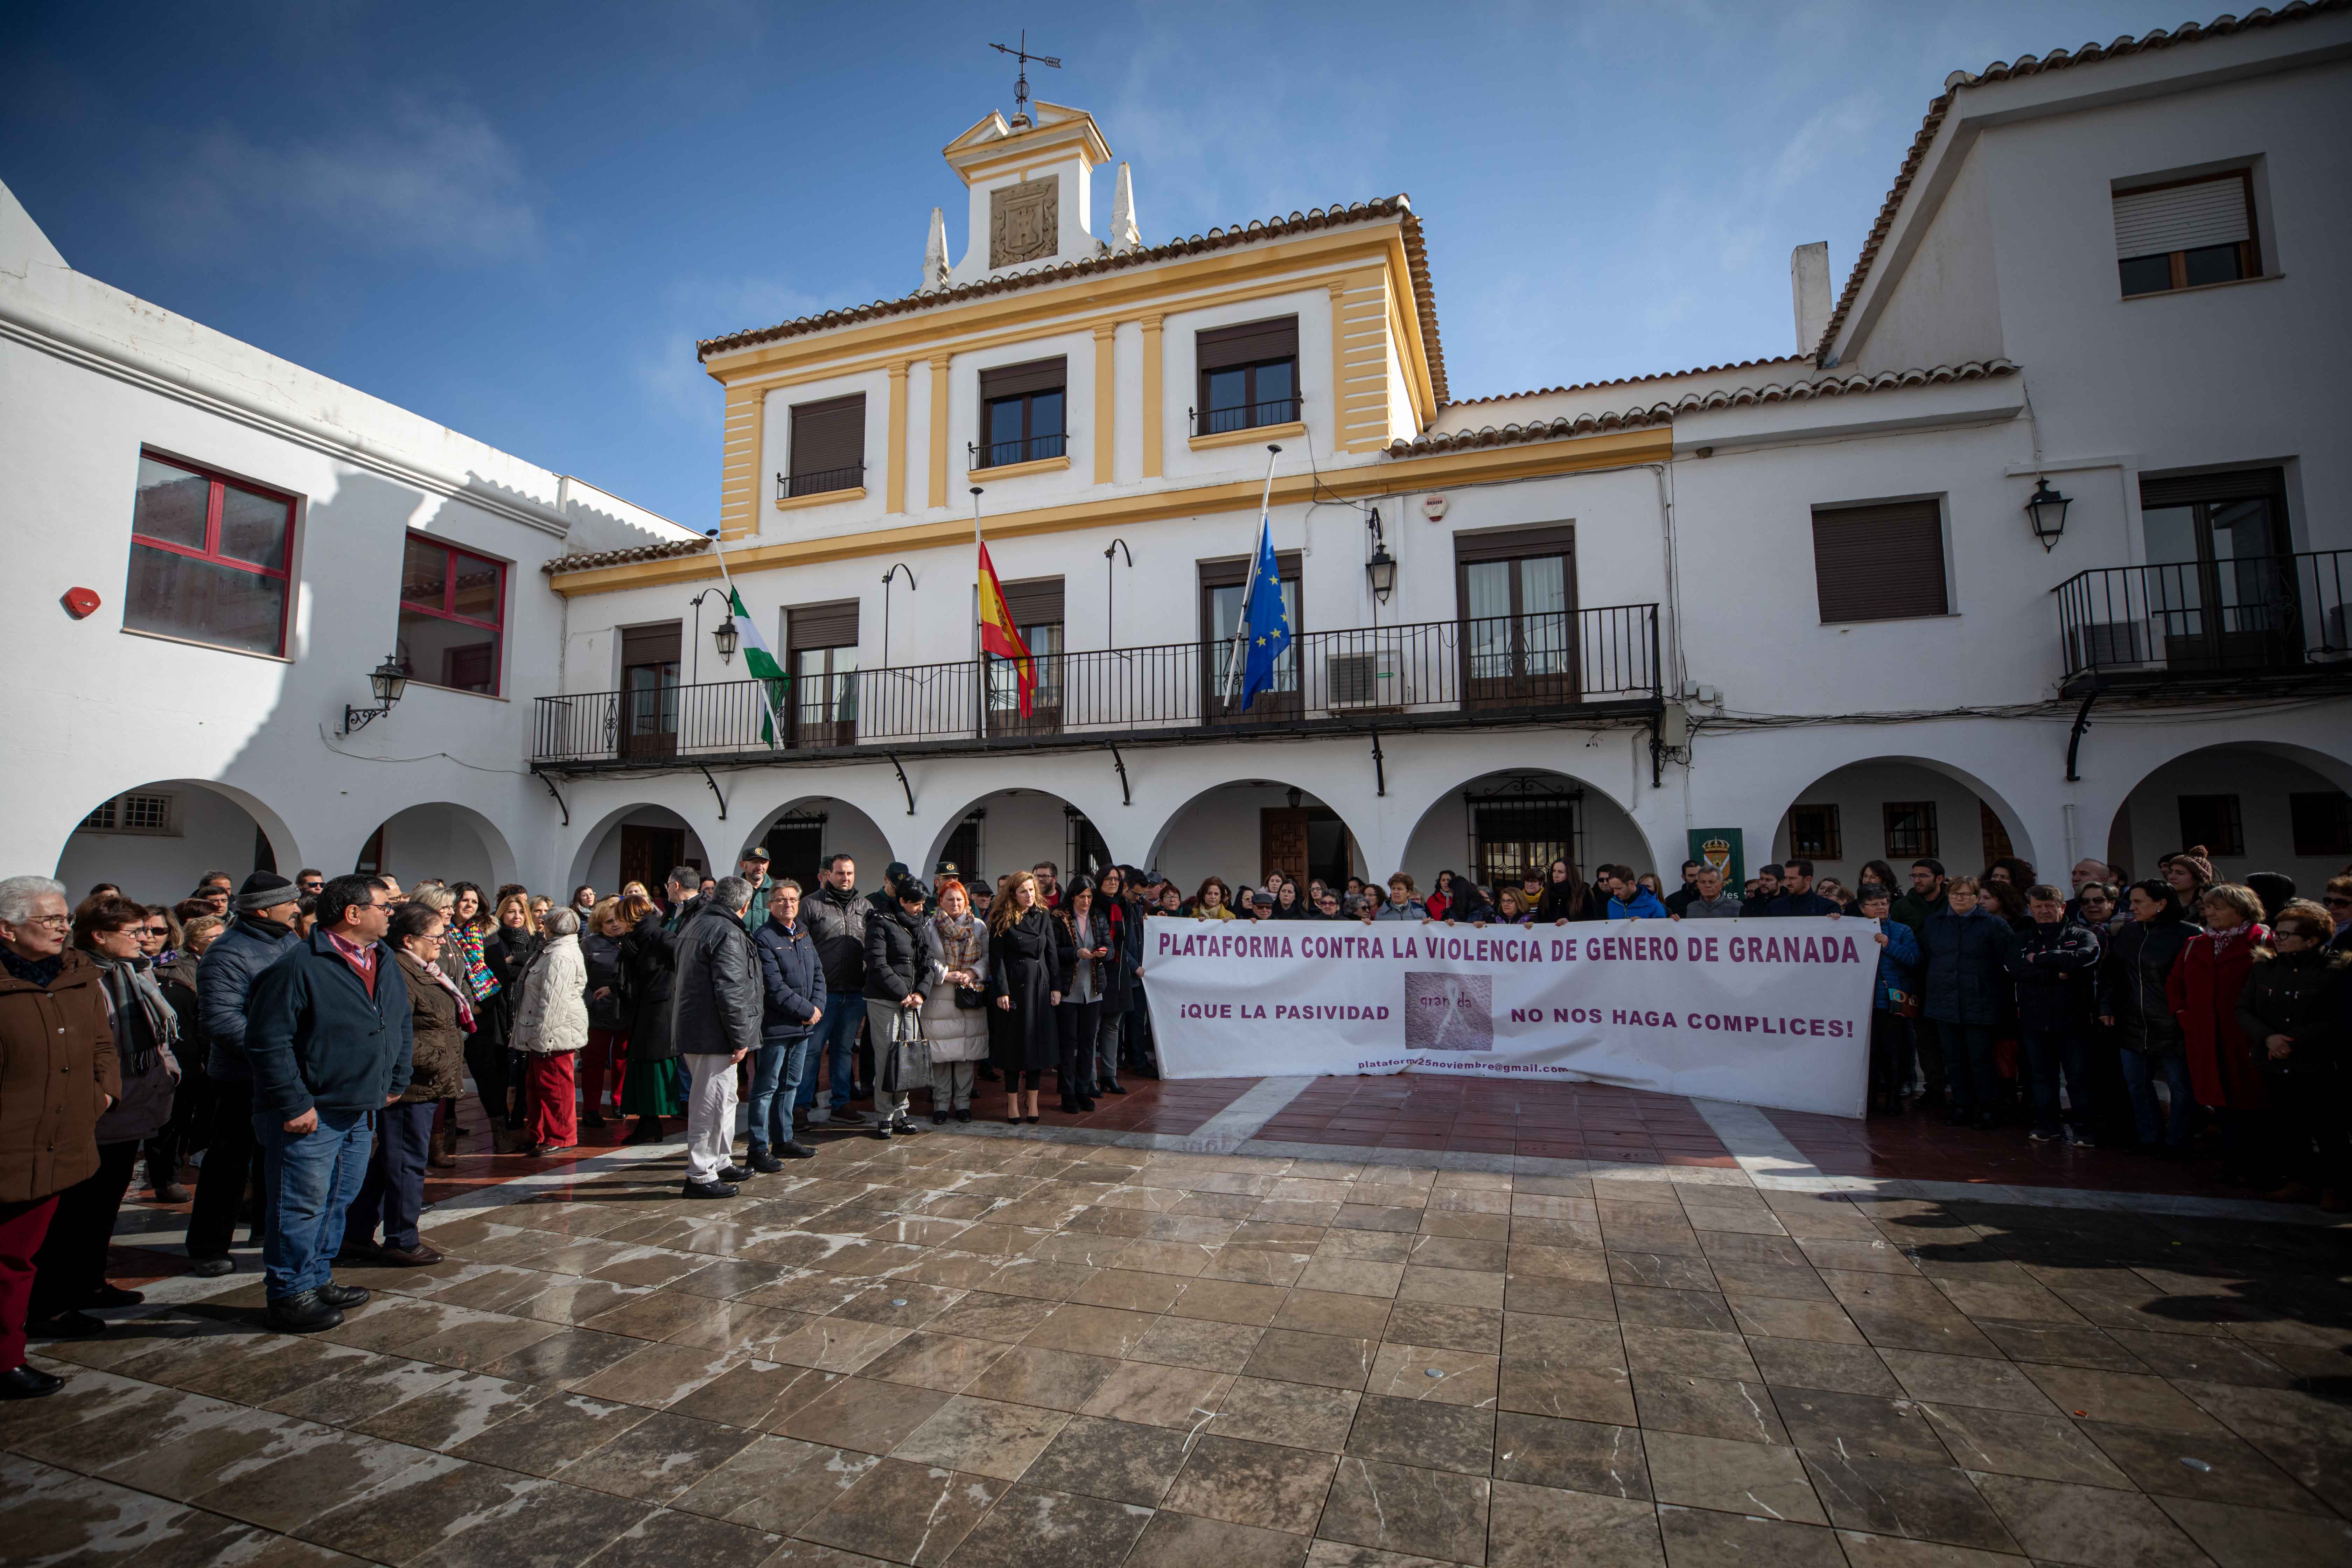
[
  {"xmin": 2326, "ymin": 876, "xmax": 2352, "ymax": 955},
  {"xmin": 0, "ymin": 876, "xmax": 119, "ymax": 1399}
]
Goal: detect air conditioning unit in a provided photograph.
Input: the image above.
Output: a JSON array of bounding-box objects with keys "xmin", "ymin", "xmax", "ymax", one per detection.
[
  {"xmin": 2070, "ymin": 620, "xmax": 2155, "ymax": 670},
  {"xmin": 1325, "ymin": 651, "xmax": 1398, "ymax": 709}
]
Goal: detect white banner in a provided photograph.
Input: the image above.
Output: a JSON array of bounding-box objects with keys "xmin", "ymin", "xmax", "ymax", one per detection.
[{"xmin": 1142, "ymin": 916, "xmax": 1876, "ymax": 1118}]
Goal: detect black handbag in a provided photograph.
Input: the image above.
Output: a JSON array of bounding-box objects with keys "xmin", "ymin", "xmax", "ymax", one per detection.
[{"xmin": 954, "ymin": 981, "xmax": 987, "ymax": 1010}]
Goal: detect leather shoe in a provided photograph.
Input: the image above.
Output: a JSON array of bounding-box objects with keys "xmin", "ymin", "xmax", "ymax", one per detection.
[
  {"xmin": 778, "ymin": 1141, "xmax": 816, "ymax": 1159},
  {"xmin": 186, "ymin": 1256, "xmax": 234, "ymax": 1279},
  {"xmin": 892, "ymin": 1119, "xmax": 924, "ymax": 1136},
  {"xmin": 747, "ymin": 1150, "xmax": 785, "ymax": 1174},
  {"xmin": 29, "ymin": 1312, "xmax": 106, "ymax": 1340},
  {"xmin": 1101, "ymin": 1082, "xmax": 1126, "ymax": 1094},
  {"xmin": 871, "ymin": 1125, "xmax": 894, "ymax": 1140},
  {"xmin": 717, "ymin": 1163, "xmax": 751, "ymax": 1183},
  {"xmin": 931, "ymin": 1111, "xmax": 948, "ymax": 1126},
  {"xmin": 682, "ymin": 1178, "xmax": 739, "ymax": 1199},
  {"xmin": 334, "ymin": 1241, "xmax": 382, "ymax": 1266},
  {"xmin": 267, "ymin": 1291, "xmax": 343, "ymax": 1333},
  {"xmin": 375, "ymin": 1243, "xmax": 442, "ymax": 1267},
  {"xmin": 955, "ymin": 1108, "xmax": 971, "ymax": 1123},
  {"xmin": 0, "ymin": 1364, "xmax": 63, "ymax": 1400},
  {"xmin": 87, "ymin": 1284, "xmax": 144, "ymax": 1308},
  {"xmin": 150, "ymin": 1182, "xmax": 192, "ymax": 1204},
  {"xmin": 317, "ymin": 1283, "xmax": 371, "ymax": 1308}
]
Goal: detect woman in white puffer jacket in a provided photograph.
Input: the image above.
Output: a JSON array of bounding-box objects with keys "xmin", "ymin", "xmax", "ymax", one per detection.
[
  {"xmin": 920, "ymin": 880, "xmax": 991, "ymax": 1123},
  {"xmin": 512, "ymin": 906, "xmax": 589, "ymax": 1155}
]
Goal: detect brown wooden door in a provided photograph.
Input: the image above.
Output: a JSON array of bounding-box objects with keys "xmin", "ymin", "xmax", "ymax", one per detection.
[
  {"xmin": 619, "ymin": 825, "xmax": 684, "ymax": 894},
  {"xmin": 1261, "ymin": 808, "xmax": 1310, "ymax": 887}
]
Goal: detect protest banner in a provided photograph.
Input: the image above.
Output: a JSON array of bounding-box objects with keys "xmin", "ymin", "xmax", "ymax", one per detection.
[{"xmin": 1142, "ymin": 915, "xmax": 1877, "ymax": 1118}]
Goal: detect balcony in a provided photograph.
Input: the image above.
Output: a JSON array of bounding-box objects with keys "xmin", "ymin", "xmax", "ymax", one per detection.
[
  {"xmin": 1193, "ymin": 396, "xmax": 1303, "ymax": 438},
  {"xmin": 534, "ymin": 606, "xmax": 1662, "ymax": 771},
  {"xmin": 779, "ymin": 463, "xmax": 865, "ymax": 501},
  {"xmin": 2054, "ymin": 550, "xmax": 2351, "ymax": 692}
]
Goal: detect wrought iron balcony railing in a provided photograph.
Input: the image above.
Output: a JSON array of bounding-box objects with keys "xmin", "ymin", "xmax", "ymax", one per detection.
[
  {"xmin": 534, "ymin": 605, "xmax": 1661, "ymax": 765},
  {"xmin": 2054, "ymin": 550, "xmax": 2350, "ymax": 680}
]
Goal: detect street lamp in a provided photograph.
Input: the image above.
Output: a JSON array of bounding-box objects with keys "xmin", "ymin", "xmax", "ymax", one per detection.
[
  {"xmin": 341, "ymin": 652, "xmax": 409, "ymax": 734},
  {"xmin": 2025, "ymin": 478, "xmax": 2072, "ymax": 552},
  {"xmin": 688, "ymin": 586, "xmax": 735, "ymax": 686},
  {"xmin": 1365, "ymin": 507, "xmax": 1397, "ymax": 604}
]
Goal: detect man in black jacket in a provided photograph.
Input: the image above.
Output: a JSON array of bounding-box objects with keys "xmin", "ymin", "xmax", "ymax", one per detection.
[
  {"xmin": 242, "ymin": 875, "xmax": 408, "ymax": 1331},
  {"xmin": 184, "ymin": 872, "xmax": 303, "ymax": 1277},
  {"xmin": 862, "ymin": 880, "xmax": 930, "ymax": 1139},
  {"xmin": 1740, "ymin": 865, "xmax": 1782, "ymax": 917},
  {"xmin": 1766, "ymin": 860, "xmax": 1841, "ymax": 918},
  {"xmin": 800, "ymin": 854, "xmax": 872, "ymax": 1126},
  {"xmin": 1664, "ymin": 861, "xmax": 1705, "ymax": 917},
  {"xmin": 2005, "ymin": 885, "xmax": 2102, "ymax": 1146},
  {"xmin": 672, "ymin": 877, "xmax": 759, "ymax": 1198}
]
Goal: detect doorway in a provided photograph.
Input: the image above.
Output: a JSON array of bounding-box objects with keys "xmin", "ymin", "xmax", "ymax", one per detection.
[
  {"xmin": 2139, "ymin": 468, "xmax": 2296, "ymax": 671},
  {"xmin": 619, "ymin": 824, "xmax": 688, "ymax": 894}
]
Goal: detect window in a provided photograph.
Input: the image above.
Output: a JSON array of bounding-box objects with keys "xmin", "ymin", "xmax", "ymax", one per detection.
[
  {"xmin": 2177, "ymin": 794, "xmax": 2245, "ymax": 858},
  {"xmin": 787, "ymin": 600, "xmax": 859, "ymax": 747},
  {"xmin": 1812, "ymin": 500, "xmax": 1947, "ymax": 623},
  {"xmin": 1467, "ymin": 780, "xmax": 1583, "ymax": 891},
  {"xmin": 1883, "ymin": 801, "xmax": 1939, "ymax": 859},
  {"xmin": 1456, "ymin": 525, "xmax": 1576, "ymax": 708},
  {"xmin": 943, "ymin": 812, "xmax": 982, "ymax": 880},
  {"xmin": 1980, "ymin": 801, "xmax": 2015, "ymax": 865},
  {"xmin": 78, "ymin": 792, "xmax": 177, "ymax": 836},
  {"xmin": 398, "ymin": 535, "xmax": 505, "ymax": 694},
  {"xmin": 977, "ymin": 358, "xmax": 1066, "ymax": 469},
  {"xmin": 2290, "ymin": 792, "xmax": 2352, "ymax": 858},
  {"xmin": 2114, "ymin": 172, "xmax": 2259, "ymax": 298},
  {"xmin": 1789, "ymin": 805, "xmax": 1842, "ymax": 861},
  {"xmin": 1196, "ymin": 316, "xmax": 1299, "ymax": 435},
  {"xmin": 2137, "ymin": 468, "xmax": 2295, "ymax": 672},
  {"xmin": 125, "ymin": 452, "xmax": 296, "ymax": 656},
  {"xmin": 785, "ymin": 394, "xmax": 865, "ymax": 498},
  {"xmin": 1200, "ymin": 551, "xmax": 1301, "ymax": 719},
  {"xmin": 989, "ymin": 576, "xmax": 1064, "ymax": 732},
  {"xmin": 620, "ymin": 622, "xmax": 682, "ymax": 757}
]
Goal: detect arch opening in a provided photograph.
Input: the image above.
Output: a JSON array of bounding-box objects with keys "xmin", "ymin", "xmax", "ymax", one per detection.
[
  {"xmin": 1147, "ymin": 780, "xmax": 1372, "ymax": 897},
  {"xmin": 55, "ymin": 779, "xmax": 293, "ymax": 906},
  {"xmin": 2106, "ymin": 742, "xmax": 2351, "ymax": 892},
  {"xmin": 1773, "ymin": 757, "xmax": 2037, "ymax": 892},
  {"xmin": 732, "ymin": 795, "xmax": 896, "ymax": 895},
  {"xmin": 352, "ymin": 802, "xmax": 516, "ymax": 893},
  {"xmin": 569, "ymin": 804, "xmax": 712, "ymax": 900},
  {"xmin": 923, "ymin": 788, "xmax": 1113, "ymax": 892},
  {"xmin": 1397, "ymin": 769, "xmax": 1650, "ymax": 900}
]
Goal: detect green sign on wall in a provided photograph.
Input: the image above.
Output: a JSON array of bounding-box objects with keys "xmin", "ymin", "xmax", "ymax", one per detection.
[{"xmin": 1688, "ymin": 828, "xmax": 1744, "ymax": 889}]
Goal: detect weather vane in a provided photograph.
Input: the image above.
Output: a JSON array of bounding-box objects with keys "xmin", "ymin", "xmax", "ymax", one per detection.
[{"xmin": 989, "ymin": 31, "xmax": 1061, "ymax": 126}]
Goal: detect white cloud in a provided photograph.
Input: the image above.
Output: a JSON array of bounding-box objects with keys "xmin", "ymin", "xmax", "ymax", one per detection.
[{"xmin": 152, "ymin": 97, "xmax": 540, "ymax": 265}]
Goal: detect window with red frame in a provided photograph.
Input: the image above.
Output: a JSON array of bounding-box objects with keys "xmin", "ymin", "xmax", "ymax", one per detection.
[
  {"xmin": 125, "ymin": 453, "xmax": 297, "ymax": 656},
  {"xmin": 398, "ymin": 535, "xmax": 505, "ymax": 694}
]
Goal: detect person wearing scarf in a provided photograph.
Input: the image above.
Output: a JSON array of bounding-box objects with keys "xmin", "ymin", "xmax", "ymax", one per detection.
[{"xmin": 27, "ymin": 898, "xmax": 181, "ymax": 1337}]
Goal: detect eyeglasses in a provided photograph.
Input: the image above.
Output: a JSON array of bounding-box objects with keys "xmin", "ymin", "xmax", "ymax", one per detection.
[
  {"xmin": 18, "ymin": 915, "xmax": 71, "ymax": 932},
  {"xmin": 2326, "ymin": 897, "xmax": 2352, "ymax": 909}
]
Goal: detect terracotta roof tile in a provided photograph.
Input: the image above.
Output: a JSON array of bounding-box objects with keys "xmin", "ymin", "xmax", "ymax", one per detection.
[
  {"xmin": 1814, "ymin": 1, "xmax": 2344, "ymax": 365},
  {"xmin": 1385, "ymin": 359, "xmax": 2017, "ymax": 458},
  {"xmin": 1440, "ymin": 356, "xmax": 1813, "ymax": 411},
  {"xmin": 697, "ymin": 197, "xmax": 1449, "ymax": 404},
  {"xmin": 544, "ymin": 537, "xmax": 711, "ymax": 576}
]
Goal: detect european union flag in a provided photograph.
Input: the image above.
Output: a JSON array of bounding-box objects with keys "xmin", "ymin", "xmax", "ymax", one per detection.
[{"xmin": 1239, "ymin": 518, "xmax": 1291, "ymax": 710}]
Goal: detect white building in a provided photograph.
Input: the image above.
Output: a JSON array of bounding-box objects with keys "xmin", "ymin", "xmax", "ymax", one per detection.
[{"xmin": 9, "ymin": 7, "xmax": 2350, "ymax": 909}]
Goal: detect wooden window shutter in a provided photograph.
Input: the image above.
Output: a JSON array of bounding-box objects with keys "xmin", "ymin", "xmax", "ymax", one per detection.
[
  {"xmin": 2138, "ymin": 466, "xmax": 2284, "ymax": 509},
  {"xmin": 1811, "ymin": 500, "xmax": 1947, "ymax": 623},
  {"xmin": 1197, "ymin": 315, "xmax": 1298, "ymax": 372},
  {"xmin": 978, "ymin": 357, "xmax": 1066, "ymax": 401},
  {"xmin": 786, "ymin": 600, "xmax": 859, "ymax": 651},
  {"xmin": 1452, "ymin": 523, "xmax": 1576, "ymax": 566},
  {"xmin": 1198, "ymin": 551, "xmax": 1302, "ymax": 591},
  {"xmin": 789, "ymin": 394, "xmax": 865, "ymax": 478},
  {"xmin": 999, "ymin": 575, "xmax": 1064, "ymax": 626},
  {"xmin": 2112, "ymin": 175, "xmax": 2251, "ymax": 261},
  {"xmin": 621, "ymin": 621, "xmax": 682, "ymax": 666}
]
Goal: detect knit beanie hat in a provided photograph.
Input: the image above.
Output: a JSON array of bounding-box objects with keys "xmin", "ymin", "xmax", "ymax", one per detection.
[
  {"xmin": 2172, "ymin": 852, "xmax": 2214, "ymax": 888},
  {"xmin": 236, "ymin": 871, "xmax": 298, "ymax": 914}
]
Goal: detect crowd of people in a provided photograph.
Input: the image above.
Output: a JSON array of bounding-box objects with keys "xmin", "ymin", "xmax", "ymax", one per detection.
[{"xmin": 2, "ymin": 837, "xmax": 2345, "ymax": 1403}]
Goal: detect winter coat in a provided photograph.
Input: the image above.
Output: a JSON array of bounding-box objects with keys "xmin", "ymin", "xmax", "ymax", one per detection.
[
  {"xmin": 1682, "ymin": 893, "xmax": 1745, "ymax": 920},
  {"xmin": 864, "ymin": 906, "xmax": 930, "ymax": 1004},
  {"xmin": 988, "ymin": 909, "xmax": 1063, "ymax": 1072},
  {"xmin": 920, "ymin": 911, "xmax": 991, "ymax": 1063},
  {"xmin": 740, "ymin": 873, "xmax": 772, "ymax": 934},
  {"xmin": 1872, "ymin": 919, "xmax": 1922, "ymax": 1014},
  {"xmin": 2100, "ymin": 918, "xmax": 2198, "ymax": 1055},
  {"xmin": 1665, "ymin": 882, "xmax": 1702, "ymax": 917},
  {"xmin": 804, "ymin": 883, "xmax": 870, "ymax": 994},
  {"xmin": 1373, "ymin": 899, "xmax": 1427, "ymax": 922},
  {"xmin": 1536, "ymin": 881, "xmax": 1598, "ymax": 923},
  {"xmin": 243, "ymin": 930, "xmax": 415, "ymax": 1123},
  {"xmin": 1766, "ymin": 890, "xmax": 1841, "ymax": 918},
  {"xmin": 582, "ymin": 929, "xmax": 630, "ymax": 1032},
  {"xmin": 1739, "ymin": 890, "xmax": 1776, "ymax": 917},
  {"xmin": 480, "ymin": 926, "xmax": 543, "ymax": 1047},
  {"xmin": 1888, "ymin": 889, "xmax": 1946, "ymax": 938},
  {"xmin": 154, "ymin": 952, "xmax": 202, "ymax": 1045},
  {"xmin": 195, "ymin": 914, "xmax": 300, "ymax": 1080},
  {"xmin": 1055, "ymin": 906, "xmax": 1113, "ymax": 1005},
  {"xmin": 1609, "ymin": 889, "xmax": 1670, "ymax": 920},
  {"xmin": 0, "ymin": 951, "xmax": 122, "ymax": 1204},
  {"xmin": 393, "ymin": 949, "xmax": 469, "ymax": 1102},
  {"xmin": 670, "ymin": 903, "xmax": 762, "ymax": 1060},
  {"xmin": 513, "ymin": 933, "xmax": 589, "ymax": 1056},
  {"xmin": 1098, "ymin": 899, "xmax": 1141, "ymax": 1015},
  {"xmin": 619, "ymin": 908, "xmax": 681, "ymax": 1063},
  {"xmin": 89, "ymin": 952, "xmax": 182, "ymax": 1145},
  {"xmin": 1920, "ymin": 906, "xmax": 2014, "ymax": 1026},
  {"xmin": 752, "ymin": 918, "xmax": 825, "ymax": 1046},
  {"xmin": 2004, "ymin": 920, "xmax": 2103, "ymax": 1031},
  {"xmin": 2170, "ymin": 924, "xmax": 2269, "ymax": 1109},
  {"xmin": 2236, "ymin": 947, "xmax": 2347, "ymax": 1066}
]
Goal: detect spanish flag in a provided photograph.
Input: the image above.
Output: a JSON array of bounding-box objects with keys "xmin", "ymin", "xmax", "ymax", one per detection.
[{"xmin": 977, "ymin": 539, "xmax": 1034, "ymax": 717}]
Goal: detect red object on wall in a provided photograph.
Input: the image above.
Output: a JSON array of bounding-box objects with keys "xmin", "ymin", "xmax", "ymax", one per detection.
[{"xmin": 61, "ymin": 587, "xmax": 101, "ymax": 619}]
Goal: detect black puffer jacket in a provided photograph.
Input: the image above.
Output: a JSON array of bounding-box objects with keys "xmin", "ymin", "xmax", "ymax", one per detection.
[
  {"xmin": 863, "ymin": 905, "xmax": 929, "ymax": 1004},
  {"xmin": 670, "ymin": 902, "xmax": 761, "ymax": 1060},
  {"xmin": 2004, "ymin": 920, "xmax": 2102, "ymax": 1030},
  {"xmin": 619, "ymin": 909, "xmax": 680, "ymax": 1062},
  {"xmin": 582, "ymin": 929, "xmax": 630, "ymax": 1032},
  {"xmin": 1921, "ymin": 908, "xmax": 2014, "ymax": 1026},
  {"xmin": 805, "ymin": 883, "xmax": 870, "ymax": 995},
  {"xmin": 2101, "ymin": 918, "xmax": 2198, "ymax": 1055},
  {"xmin": 2236, "ymin": 947, "xmax": 2347, "ymax": 1062}
]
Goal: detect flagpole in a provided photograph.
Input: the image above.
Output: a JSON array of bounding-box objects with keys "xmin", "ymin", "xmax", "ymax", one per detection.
[
  {"xmin": 705, "ymin": 526, "xmax": 788, "ymax": 747},
  {"xmin": 1221, "ymin": 444, "xmax": 1283, "ymax": 706},
  {"xmin": 971, "ymin": 486, "xmax": 988, "ymax": 743}
]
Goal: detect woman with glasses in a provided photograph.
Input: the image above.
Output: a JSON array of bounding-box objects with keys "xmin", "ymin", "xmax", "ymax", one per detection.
[
  {"xmin": 347, "ymin": 902, "xmax": 467, "ymax": 1265},
  {"xmin": 2238, "ymin": 898, "xmax": 2348, "ymax": 1209},
  {"xmin": 138, "ymin": 907, "xmax": 203, "ymax": 1205}
]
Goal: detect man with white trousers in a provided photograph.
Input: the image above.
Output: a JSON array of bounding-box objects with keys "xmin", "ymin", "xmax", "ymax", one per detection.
[{"xmin": 668, "ymin": 875, "xmax": 759, "ymax": 1199}]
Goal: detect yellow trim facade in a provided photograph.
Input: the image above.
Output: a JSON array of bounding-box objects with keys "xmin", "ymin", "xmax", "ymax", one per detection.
[
  {"xmin": 967, "ymin": 452, "xmax": 1070, "ymax": 482},
  {"xmin": 774, "ymin": 485, "xmax": 864, "ymax": 513},
  {"xmin": 1139, "ymin": 314, "xmax": 1164, "ymax": 480},
  {"xmin": 926, "ymin": 353, "xmax": 951, "ymax": 509},
  {"xmin": 1091, "ymin": 323, "xmax": 1116, "ymax": 483},
  {"xmin": 884, "ymin": 362, "xmax": 909, "ymax": 513},
  {"xmin": 1189, "ymin": 419, "xmax": 1305, "ymax": 453}
]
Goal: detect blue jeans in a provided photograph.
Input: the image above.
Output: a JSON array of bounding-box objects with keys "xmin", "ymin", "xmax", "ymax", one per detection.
[
  {"xmin": 748, "ymin": 1038, "xmax": 812, "ymax": 1153},
  {"xmin": 252, "ymin": 1107, "xmax": 372, "ymax": 1300},
  {"xmin": 797, "ymin": 1003, "xmax": 864, "ymax": 1111},
  {"xmin": 2021, "ymin": 1028, "xmax": 2089, "ymax": 1137},
  {"xmin": 2119, "ymin": 1049, "xmax": 2196, "ymax": 1148}
]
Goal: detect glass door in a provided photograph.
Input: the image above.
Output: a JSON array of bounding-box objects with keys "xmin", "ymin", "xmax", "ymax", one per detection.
[
  {"xmin": 622, "ymin": 658, "xmax": 679, "ymax": 757},
  {"xmin": 793, "ymin": 645, "xmax": 858, "ymax": 748},
  {"xmin": 1462, "ymin": 551, "xmax": 1574, "ymax": 708},
  {"xmin": 1202, "ymin": 573, "xmax": 1300, "ymax": 723},
  {"xmin": 986, "ymin": 620, "xmax": 1063, "ymax": 736},
  {"xmin": 2141, "ymin": 490, "xmax": 2293, "ymax": 671}
]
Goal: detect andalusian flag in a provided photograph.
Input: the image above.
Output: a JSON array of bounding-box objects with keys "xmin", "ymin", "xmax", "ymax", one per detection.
[
  {"xmin": 728, "ymin": 586, "xmax": 789, "ymax": 745},
  {"xmin": 976, "ymin": 540, "xmax": 1034, "ymax": 717}
]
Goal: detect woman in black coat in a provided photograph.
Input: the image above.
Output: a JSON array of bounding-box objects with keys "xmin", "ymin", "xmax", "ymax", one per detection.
[
  {"xmin": 1053, "ymin": 878, "xmax": 1113, "ymax": 1114},
  {"xmin": 616, "ymin": 897, "xmax": 685, "ymax": 1141},
  {"xmin": 483, "ymin": 894, "xmax": 544, "ymax": 1141},
  {"xmin": 2099, "ymin": 879, "xmax": 2200, "ymax": 1154},
  {"xmin": 989, "ymin": 870, "xmax": 1064, "ymax": 1125}
]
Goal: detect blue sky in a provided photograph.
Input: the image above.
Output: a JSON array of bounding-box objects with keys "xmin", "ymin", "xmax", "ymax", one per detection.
[{"xmin": 4, "ymin": 0, "xmax": 2174, "ymax": 527}]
